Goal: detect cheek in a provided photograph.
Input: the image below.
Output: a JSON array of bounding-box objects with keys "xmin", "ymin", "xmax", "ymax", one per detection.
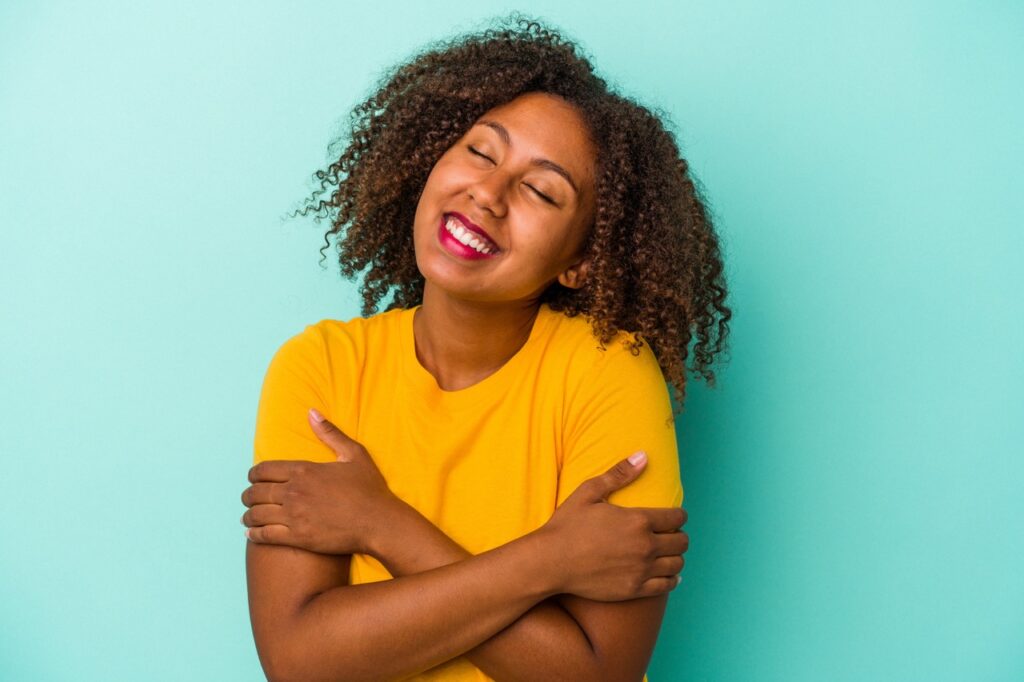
[
  {"xmin": 425, "ymin": 153, "xmax": 465, "ymax": 184},
  {"xmin": 518, "ymin": 224, "xmax": 577, "ymax": 265},
  {"xmin": 417, "ymin": 158, "xmax": 449, "ymax": 200},
  {"xmin": 415, "ymin": 161, "xmax": 456, "ymax": 221},
  {"xmin": 418, "ymin": 166, "xmax": 443, "ymax": 199}
]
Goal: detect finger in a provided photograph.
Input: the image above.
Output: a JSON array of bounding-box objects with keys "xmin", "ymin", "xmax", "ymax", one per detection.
[
  {"xmin": 241, "ymin": 482, "xmax": 286, "ymax": 508},
  {"xmin": 248, "ymin": 461, "xmax": 293, "ymax": 484},
  {"xmin": 575, "ymin": 452, "xmax": 647, "ymax": 503},
  {"xmin": 307, "ymin": 408, "xmax": 360, "ymax": 462},
  {"xmin": 639, "ymin": 574, "xmax": 682, "ymax": 598},
  {"xmin": 636, "ymin": 507, "xmax": 687, "ymax": 533},
  {"xmin": 653, "ymin": 530, "xmax": 689, "ymax": 556},
  {"xmin": 647, "ymin": 554, "xmax": 685, "ymax": 579},
  {"xmin": 246, "ymin": 524, "xmax": 290, "ymax": 544},
  {"xmin": 242, "ymin": 504, "xmax": 287, "ymax": 528}
]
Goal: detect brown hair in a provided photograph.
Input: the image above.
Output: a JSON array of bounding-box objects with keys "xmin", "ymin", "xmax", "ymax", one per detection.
[{"xmin": 295, "ymin": 13, "xmax": 731, "ymax": 410}]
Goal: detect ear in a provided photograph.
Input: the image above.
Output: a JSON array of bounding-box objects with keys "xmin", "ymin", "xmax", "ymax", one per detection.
[{"xmin": 557, "ymin": 257, "xmax": 590, "ymax": 290}]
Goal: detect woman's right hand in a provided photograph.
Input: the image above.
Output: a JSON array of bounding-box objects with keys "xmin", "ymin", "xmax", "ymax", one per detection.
[{"xmin": 539, "ymin": 451, "xmax": 689, "ymax": 602}]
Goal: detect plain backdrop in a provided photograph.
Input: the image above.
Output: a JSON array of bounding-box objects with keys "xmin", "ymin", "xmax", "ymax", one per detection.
[{"xmin": 1, "ymin": 1, "xmax": 1021, "ymax": 680}]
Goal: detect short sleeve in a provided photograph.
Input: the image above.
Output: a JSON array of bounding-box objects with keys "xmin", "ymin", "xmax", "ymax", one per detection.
[
  {"xmin": 558, "ymin": 336, "xmax": 684, "ymax": 509},
  {"xmin": 252, "ymin": 325, "xmax": 337, "ymax": 465}
]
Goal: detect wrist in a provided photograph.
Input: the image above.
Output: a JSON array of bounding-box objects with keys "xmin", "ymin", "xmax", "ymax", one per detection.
[
  {"xmin": 518, "ymin": 525, "xmax": 567, "ymax": 597},
  {"xmin": 365, "ymin": 495, "xmax": 416, "ymax": 560}
]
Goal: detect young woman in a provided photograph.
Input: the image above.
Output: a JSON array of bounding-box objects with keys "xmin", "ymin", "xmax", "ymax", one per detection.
[{"xmin": 240, "ymin": 16, "xmax": 730, "ymax": 682}]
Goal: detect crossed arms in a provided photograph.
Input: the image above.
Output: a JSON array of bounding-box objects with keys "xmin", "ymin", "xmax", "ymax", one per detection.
[
  {"xmin": 244, "ymin": 414, "xmax": 688, "ymax": 681},
  {"xmin": 243, "ymin": 328, "xmax": 688, "ymax": 681}
]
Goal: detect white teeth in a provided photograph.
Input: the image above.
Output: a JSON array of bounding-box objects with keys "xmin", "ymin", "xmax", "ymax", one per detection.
[{"xmin": 444, "ymin": 216, "xmax": 495, "ymax": 255}]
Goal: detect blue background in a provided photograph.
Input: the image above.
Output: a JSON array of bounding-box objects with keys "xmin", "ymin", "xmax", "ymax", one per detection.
[{"xmin": 2, "ymin": 1, "xmax": 1021, "ymax": 680}]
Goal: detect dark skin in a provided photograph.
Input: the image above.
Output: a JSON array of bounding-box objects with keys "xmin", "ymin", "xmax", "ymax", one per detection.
[
  {"xmin": 243, "ymin": 92, "xmax": 690, "ymax": 681},
  {"xmin": 409, "ymin": 91, "xmax": 597, "ymax": 390},
  {"xmin": 245, "ymin": 412, "xmax": 688, "ymax": 680}
]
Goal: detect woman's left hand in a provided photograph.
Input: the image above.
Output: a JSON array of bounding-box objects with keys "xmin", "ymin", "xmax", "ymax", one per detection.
[{"xmin": 241, "ymin": 408, "xmax": 397, "ymax": 556}]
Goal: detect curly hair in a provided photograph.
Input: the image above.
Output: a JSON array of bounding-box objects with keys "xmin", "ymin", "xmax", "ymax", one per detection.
[{"xmin": 295, "ymin": 13, "xmax": 731, "ymax": 410}]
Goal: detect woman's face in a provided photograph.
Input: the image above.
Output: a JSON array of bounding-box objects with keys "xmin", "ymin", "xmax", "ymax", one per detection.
[{"xmin": 412, "ymin": 91, "xmax": 598, "ymax": 305}]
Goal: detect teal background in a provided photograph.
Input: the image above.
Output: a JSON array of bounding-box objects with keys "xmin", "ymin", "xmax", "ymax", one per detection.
[{"xmin": 2, "ymin": 1, "xmax": 1021, "ymax": 680}]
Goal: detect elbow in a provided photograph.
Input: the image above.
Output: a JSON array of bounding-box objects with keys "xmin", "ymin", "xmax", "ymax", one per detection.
[
  {"xmin": 589, "ymin": 650, "xmax": 651, "ymax": 682},
  {"xmin": 259, "ymin": 649, "xmax": 340, "ymax": 682},
  {"xmin": 592, "ymin": 666, "xmax": 647, "ymax": 682},
  {"xmin": 258, "ymin": 642, "xmax": 358, "ymax": 682},
  {"xmin": 601, "ymin": 658, "xmax": 653, "ymax": 682},
  {"xmin": 256, "ymin": 632, "xmax": 373, "ymax": 682},
  {"xmin": 254, "ymin": 625, "xmax": 326, "ymax": 682},
  {"xmin": 254, "ymin": 595, "xmax": 350, "ymax": 682},
  {"xmin": 256, "ymin": 639, "xmax": 305, "ymax": 682}
]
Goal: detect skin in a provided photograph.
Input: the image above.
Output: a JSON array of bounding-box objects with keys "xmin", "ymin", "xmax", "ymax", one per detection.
[
  {"xmin": 244, "ymin": 92, "xmax": 690, "ymax": 681},
  {"xmin": 245, "ymin": 413, "xmax": 688, "ymax": 680},
  {"xmin": 410, "ymin": 91, "xmax": 597, "ymax": 390}
]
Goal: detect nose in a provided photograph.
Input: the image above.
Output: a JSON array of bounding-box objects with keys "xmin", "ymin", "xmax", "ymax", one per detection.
[{"xmin": 468, "ymin": 170, "xmax": 509, "ymax": 218}]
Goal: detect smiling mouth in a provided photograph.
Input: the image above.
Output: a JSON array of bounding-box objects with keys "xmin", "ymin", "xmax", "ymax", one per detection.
[{"xmin": 441, "ymin": 214, "xmax": 500, "ymax": 255}]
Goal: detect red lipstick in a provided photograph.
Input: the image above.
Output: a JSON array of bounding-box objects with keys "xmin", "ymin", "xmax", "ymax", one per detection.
[
  {"xmin": 438, "ymin": 214, "xmax": 499, "ymax": 260},
  {"xmin": 446, "ymin": 211, "xmax": 499, "ymax": 249}
]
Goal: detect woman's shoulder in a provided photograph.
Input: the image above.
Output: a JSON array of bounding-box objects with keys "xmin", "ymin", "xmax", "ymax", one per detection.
[
  {"xmin": 542, "ymin": 309, "xmax": 674, "ymax": 436},
  {"xmin": 541, "ymin": 305, "xmax": 650, "ymax": 364},
  {"xmin": 538, "ymin": 305, "xmax": 663, "ymax": 390},
  {"xmin": 276, "ymin": 306, "xmax": 408, "ymax": 364},
  {"xmin": 306, "ymin": 306, "xmax": 406, "ymax": 340}
]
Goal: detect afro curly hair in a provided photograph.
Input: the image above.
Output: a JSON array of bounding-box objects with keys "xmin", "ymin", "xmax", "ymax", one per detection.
[{"xmin": 295, "ymin": 13, "xmax": 731, "ymax": 411}]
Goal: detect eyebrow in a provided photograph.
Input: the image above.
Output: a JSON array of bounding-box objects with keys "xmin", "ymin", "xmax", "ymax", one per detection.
[{"xmin": 476, "ymin": 119, "xmax": 580, "ymax": 195}]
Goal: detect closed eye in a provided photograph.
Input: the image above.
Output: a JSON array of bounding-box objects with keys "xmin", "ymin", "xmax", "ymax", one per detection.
[
  {"xmin": 468, "ymin": 146, "xmax": 492, "ymax": 162},
  {"xmin": 526, "ymin": 185, "xmax": 556, "ymax": 204},
  {"xmin": 469, "ymin": 145, "xmax": 556, "ymax": 206}
]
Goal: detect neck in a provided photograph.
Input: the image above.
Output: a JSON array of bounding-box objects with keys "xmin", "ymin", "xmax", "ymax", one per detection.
[{"xmin": 413, "ymin": 284, "xmax": 541, "ymax": 391}]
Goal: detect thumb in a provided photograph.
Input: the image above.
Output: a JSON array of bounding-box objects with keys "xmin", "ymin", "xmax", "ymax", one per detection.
[
  {"xmin": 578, "ymin": 451, "xmax": 647, "ymax": 503},
  {"xmin": 308, "ymin": 408, "xmax": 360, "ymax": 462}
]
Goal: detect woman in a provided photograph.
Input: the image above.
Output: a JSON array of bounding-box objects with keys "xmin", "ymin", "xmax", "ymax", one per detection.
[{"xmin": 241, "ymin": 16, "xmax": 730, "ymax": 681}]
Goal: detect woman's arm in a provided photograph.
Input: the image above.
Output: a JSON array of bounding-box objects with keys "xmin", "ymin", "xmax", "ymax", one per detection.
[
  {"xmin": 374, "ymin": 494, "xmax": 679, "ymax": 682},
  {"xmin": 247, "ymin": 328, "xmax": 686, "ymax": 680},
  {"xmin": 246, "ymin": 445, "xmax": 685, "ymax": 682},
  {"xmin": 332, "ymin": 407, "xmax": 681, "ymax": 682},
  {"xmin": 247, "ymin": 526, "xmax": 559, "ymax": 682}
]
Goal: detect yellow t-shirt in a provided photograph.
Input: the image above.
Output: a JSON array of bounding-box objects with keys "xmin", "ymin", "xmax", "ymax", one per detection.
[{"xmin": 253, "ymin": 302, "xmax": 684, "ymax": 681}]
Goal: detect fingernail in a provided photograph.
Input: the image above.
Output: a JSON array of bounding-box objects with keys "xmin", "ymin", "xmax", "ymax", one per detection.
[
  {"xmin": 628, "ymin": 451, "xmax": 647, "ymax": 466},
  {"xmin": 309, "ymin": 408, "xmax": 325, "ymax": 423},
  {"xmin": 244, "ymin": 528, "xmax": 251, "ymax": 540},
  {"xmin": 675, "ymin": 575, "xmax": 682, "ymax": 587}
]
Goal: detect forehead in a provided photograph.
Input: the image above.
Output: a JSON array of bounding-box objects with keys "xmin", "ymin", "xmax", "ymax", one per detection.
[{"xmin": 472, "ymin": 92, "xmax": 596, "ymax": 184}]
